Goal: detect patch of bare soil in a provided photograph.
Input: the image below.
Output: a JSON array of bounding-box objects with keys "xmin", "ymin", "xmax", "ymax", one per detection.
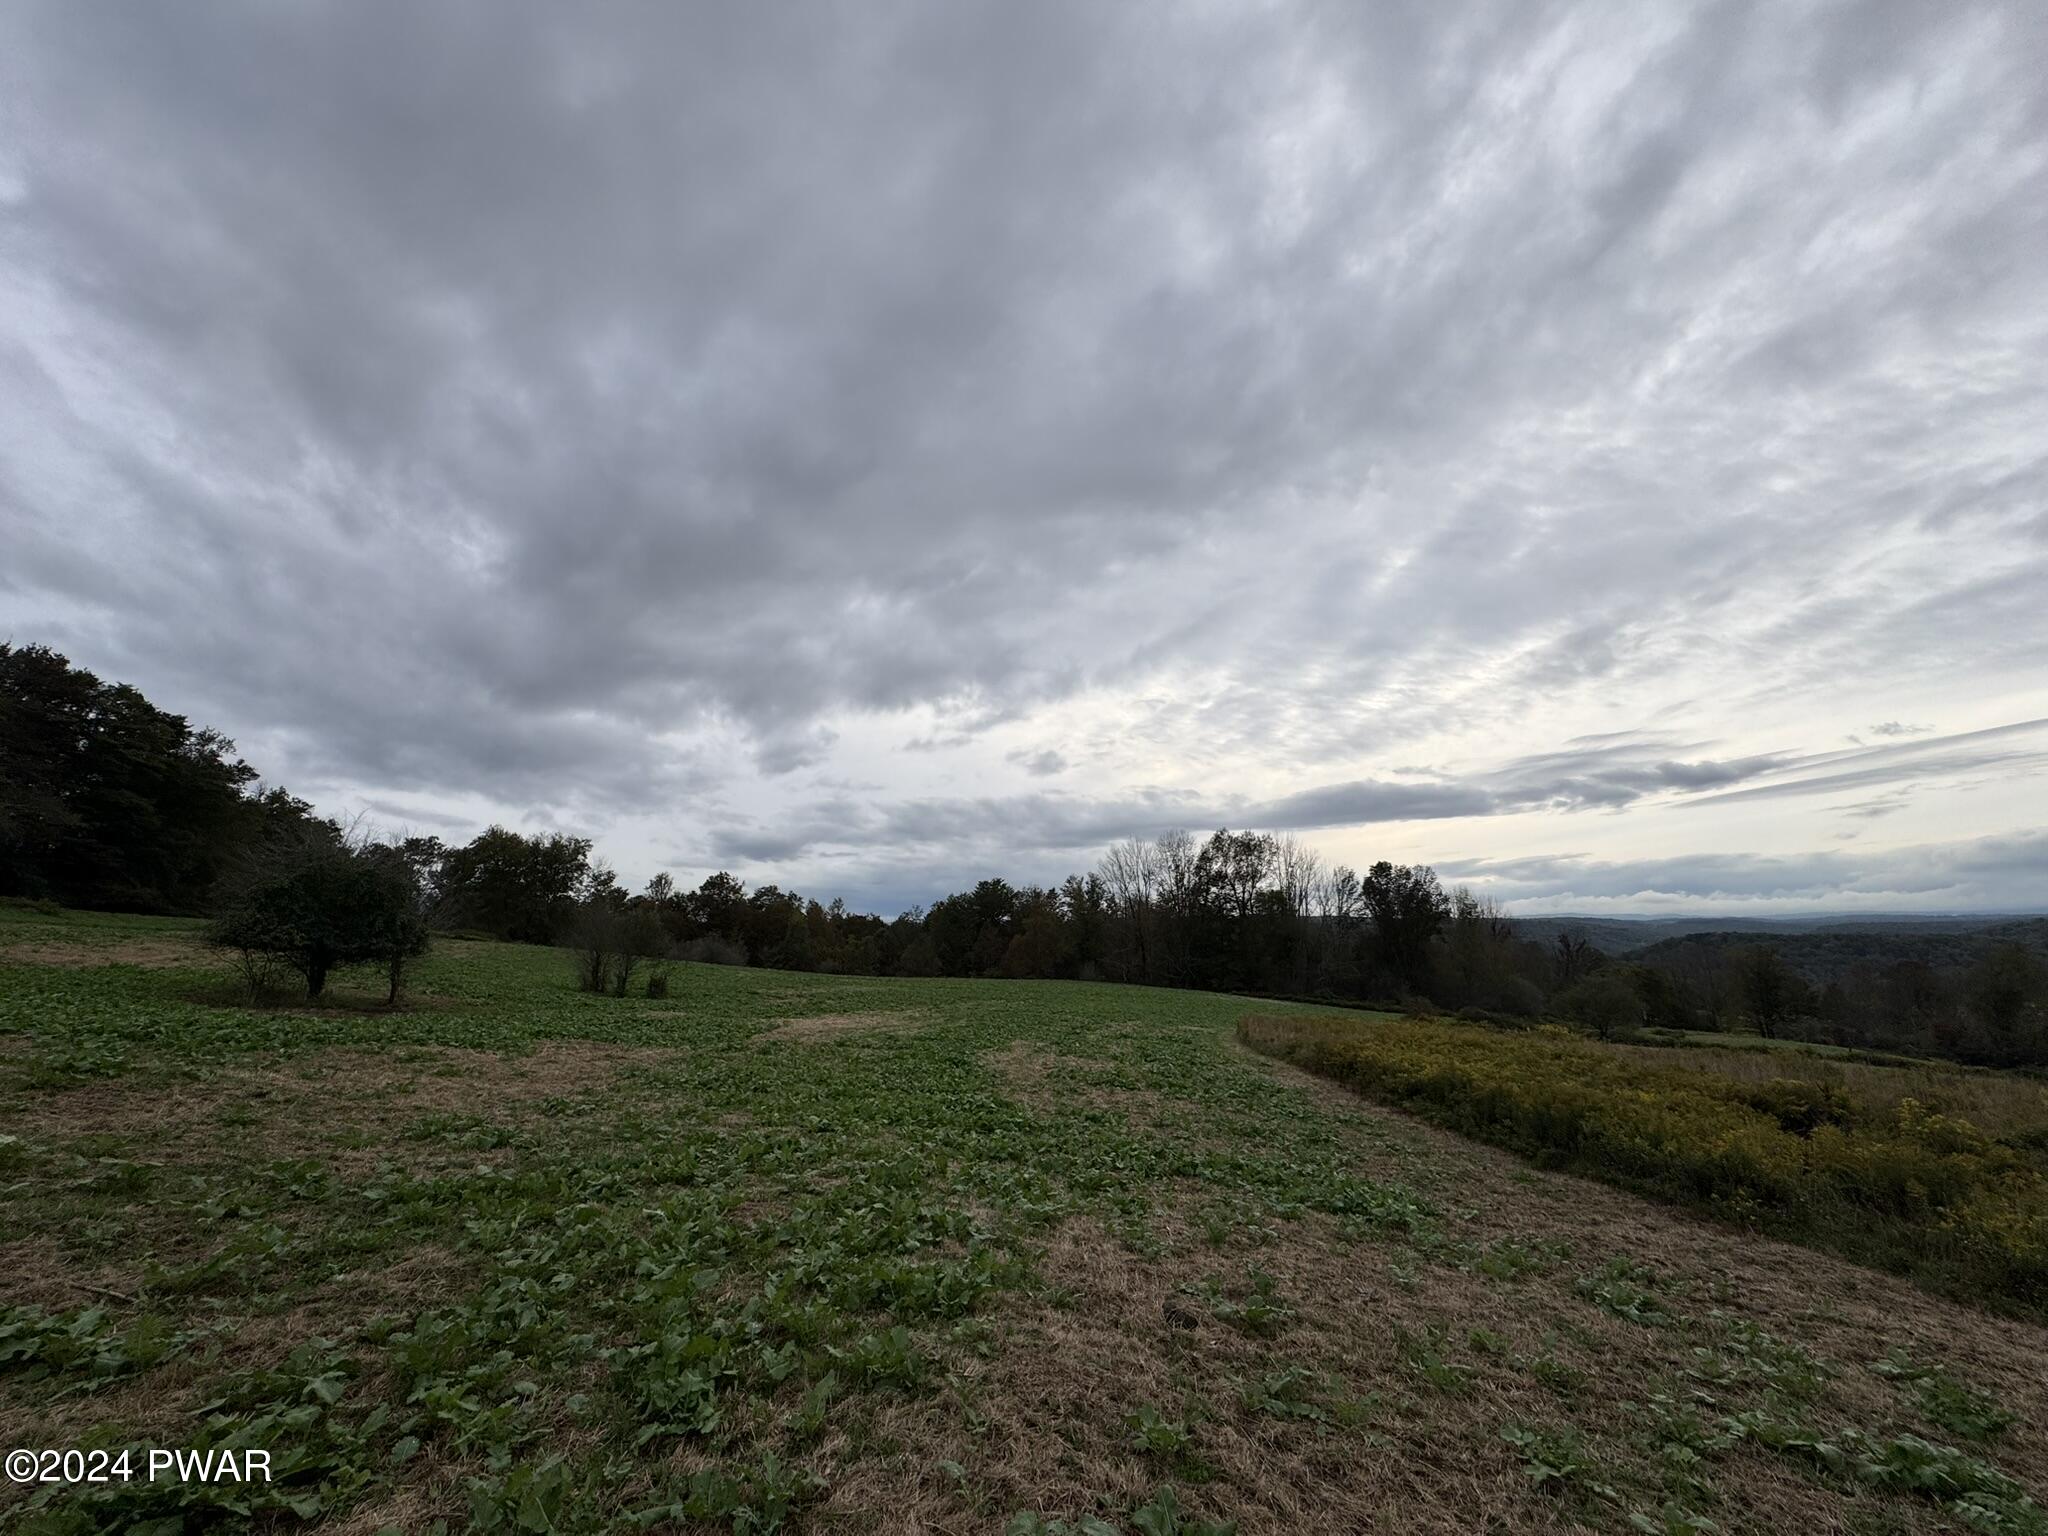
[{"xmin": 755, "ymin": 1011, "xmax": 926, "ymax": 1044}]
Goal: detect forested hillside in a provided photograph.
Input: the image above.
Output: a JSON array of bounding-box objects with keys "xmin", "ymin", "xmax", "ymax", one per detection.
[{"xmin": 1630, "ymin": 919, "xmax": 2048, "ymax": 983}]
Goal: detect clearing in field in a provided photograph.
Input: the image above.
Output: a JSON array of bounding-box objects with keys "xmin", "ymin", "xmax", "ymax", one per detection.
[{"xmin": 3, "ymin": 906, "xmax": 2046, "ymax": 1534}]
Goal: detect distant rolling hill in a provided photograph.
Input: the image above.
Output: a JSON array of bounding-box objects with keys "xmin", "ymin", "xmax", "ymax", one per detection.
[{"xmin": 1507, "ymin": 913, "xmax": 2048, "ymax": 983}]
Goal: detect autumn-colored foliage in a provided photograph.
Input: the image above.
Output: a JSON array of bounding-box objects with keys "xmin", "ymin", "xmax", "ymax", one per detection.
[{"xmin": 1239, "ymin": 1013, "xmax": 2048, "ymax": 1313}]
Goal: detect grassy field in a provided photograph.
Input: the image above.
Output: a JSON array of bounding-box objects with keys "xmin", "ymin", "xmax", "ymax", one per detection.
[{"xmin": 4, "ymin": 907, "xmax": 2048, "ymax": 1534}]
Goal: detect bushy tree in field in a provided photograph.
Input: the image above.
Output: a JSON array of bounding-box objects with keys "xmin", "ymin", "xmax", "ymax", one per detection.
[
  {"xmin": 208, "ymin": 833, "xmax": 429, "ymax": 1000},
  {"xmin": 1435, "ymin": 887, "xmax": 1552, "ymax": 1011},
  {"xmin": 766, "ymin": 906, "xmax": 817, "ymax": 972},
  {"xmin": 1097, "ymin": 836, "xmax": 1160, "ymax": 982},
  {"xmin": 1617, "ymin": 962, "xmax": 1692, "ymax": 1032},
  {"xmin": 687, "ymin": 872, "xmax": 748, "ymax": 943},
  {"xmin": 1196, "ymin": 829, "xmax": 1277, "ymax": 987},
  {"xmin": 1559, "ymin": 972, "xmax": 1646, "ymax": 1041},
  {"xmin": 570, "ymin": 891, "xmax": 667, "ymax": 996},
  {"xmin": 1001, "ymin": 887, "xmax": 1071, "ymax": 978}
]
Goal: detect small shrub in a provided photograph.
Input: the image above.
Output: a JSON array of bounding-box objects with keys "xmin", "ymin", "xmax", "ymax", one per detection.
[
  {"xmin": 1125, "ymin": 1403, "xmax": 1193, "ymax": 1457},
  {"xmin": 1393, "ymin": 1323, "xmax": 1473, "ymax": 1394},
  {"xmin": 1576, "ymin": 1258, "xmax": 1670, "ymax": 1326},
  {"xmin": 1873, "ymin": 1351, "xmax": 2016, "ymax": 1441},
  {"xmin": 1501, "ymin": 1423, "xmax": 1621, "ymax": 1503},
  {"xmin": 227, "ymin": 941, "xmax": 295, "ymax": 1002}
]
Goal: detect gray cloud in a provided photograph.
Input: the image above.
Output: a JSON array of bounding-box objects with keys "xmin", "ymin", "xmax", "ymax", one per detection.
[
  {"xmin": 2, "ymin": 2, "xmax": 2044, "ymax": 912},
  {"xmin": 1248, "ymin": 780, "xmax": 1498, "ymax": 829},
  {"xmin": 1007, "ymin": 748, "xmax": 1069, "ymax": 778},
  {"xmin": 1680, "ymin": 719, "xmax": 2048, "ymax": 807},
  {"xmin": 702, "ymin": 719, "xmax": 2048, "ymax": 884},
  {"xmin": 1441, "ymin": 830, "xmax": 2048, "ymax": 914},
  {"xmin": 1837, "ymin": 795, "xmax": 1909, "ymax": 821}
]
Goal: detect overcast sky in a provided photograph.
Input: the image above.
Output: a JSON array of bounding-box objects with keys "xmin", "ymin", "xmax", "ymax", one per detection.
[{"xmin": 4, "ymin": 2, "xmax": 2044, "ymax": 915}]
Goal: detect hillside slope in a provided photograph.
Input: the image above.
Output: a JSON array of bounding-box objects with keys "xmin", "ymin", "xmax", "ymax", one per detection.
[{"xmin": 3, "ymin": 909, "xmax": 2045, "ymax": 1534}]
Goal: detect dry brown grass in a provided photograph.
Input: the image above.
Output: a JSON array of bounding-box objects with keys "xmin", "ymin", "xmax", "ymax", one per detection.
[
  {"xmin": 0, "ymin": 1242, "xmax": 472, "ymax": 1450},
  {"xmin": 982, "ymin": 1041, "xmax": 1174, "ymax": 1125},
  {"xmin": 0, "ymin": 935, "xmax": 212, "ymax": 969},
  {"xmin": 1238, "ymin": 1041, "xmax": 2048, "ymax": 1408},
  {"xmin": 0, "ymin": 1234, "xmax": 145, "ymax": 1315},
  {"xmin": 785, "ymin": 1049, "xmax": 2048, "ymax": 1531},
  {"xmin": 4, "ymin": 1040, "xmax": 683, "ymax": 1179},
  {"xmin": 1608, "ymin": 1040, "xmax": 2048, "ymax": 1137},
  {"xmin": 804, "ymin": 1166, "xmax": 2048, "ymax": 1532}
]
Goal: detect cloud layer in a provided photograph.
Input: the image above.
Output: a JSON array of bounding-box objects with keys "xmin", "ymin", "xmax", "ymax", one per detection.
[{"xmin": 3, "ymin": 2, "xmax": 2043, "ymax": 912}]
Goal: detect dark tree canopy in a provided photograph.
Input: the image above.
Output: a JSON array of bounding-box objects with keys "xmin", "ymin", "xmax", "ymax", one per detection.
[
  {"xmin": 1361, "ymin": 861, "xmax": 1451, "ymax": 992},
  {"xmin": 0, "ymin": 643, "xmax": 322, "ymax": 912},
  {"xmin": 435, "ymin": 826, "xmax": 593, "ymax": 943},
  {"xmin": 1740, "ymin": 944, "xmax": 1808, "ymax": 1040}
]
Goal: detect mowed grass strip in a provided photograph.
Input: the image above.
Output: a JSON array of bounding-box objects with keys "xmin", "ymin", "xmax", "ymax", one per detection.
[
  {"xmin": 3, "ymin": 907, "xmax": 2047, "ymax": 1534},
  {"xmin": 1238, "ymin": 1012, "xmax": 2048, "ymax": 1314}
]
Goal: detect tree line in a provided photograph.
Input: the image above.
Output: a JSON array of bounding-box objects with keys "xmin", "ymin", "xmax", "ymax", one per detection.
[
  {"xmin": 404, "ymin": 825, "xmax": 2048, "ymax": 1068},
  {"xmin": 5, "ymin": 642, "xmax": 2041, "ymax": 1061}
]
